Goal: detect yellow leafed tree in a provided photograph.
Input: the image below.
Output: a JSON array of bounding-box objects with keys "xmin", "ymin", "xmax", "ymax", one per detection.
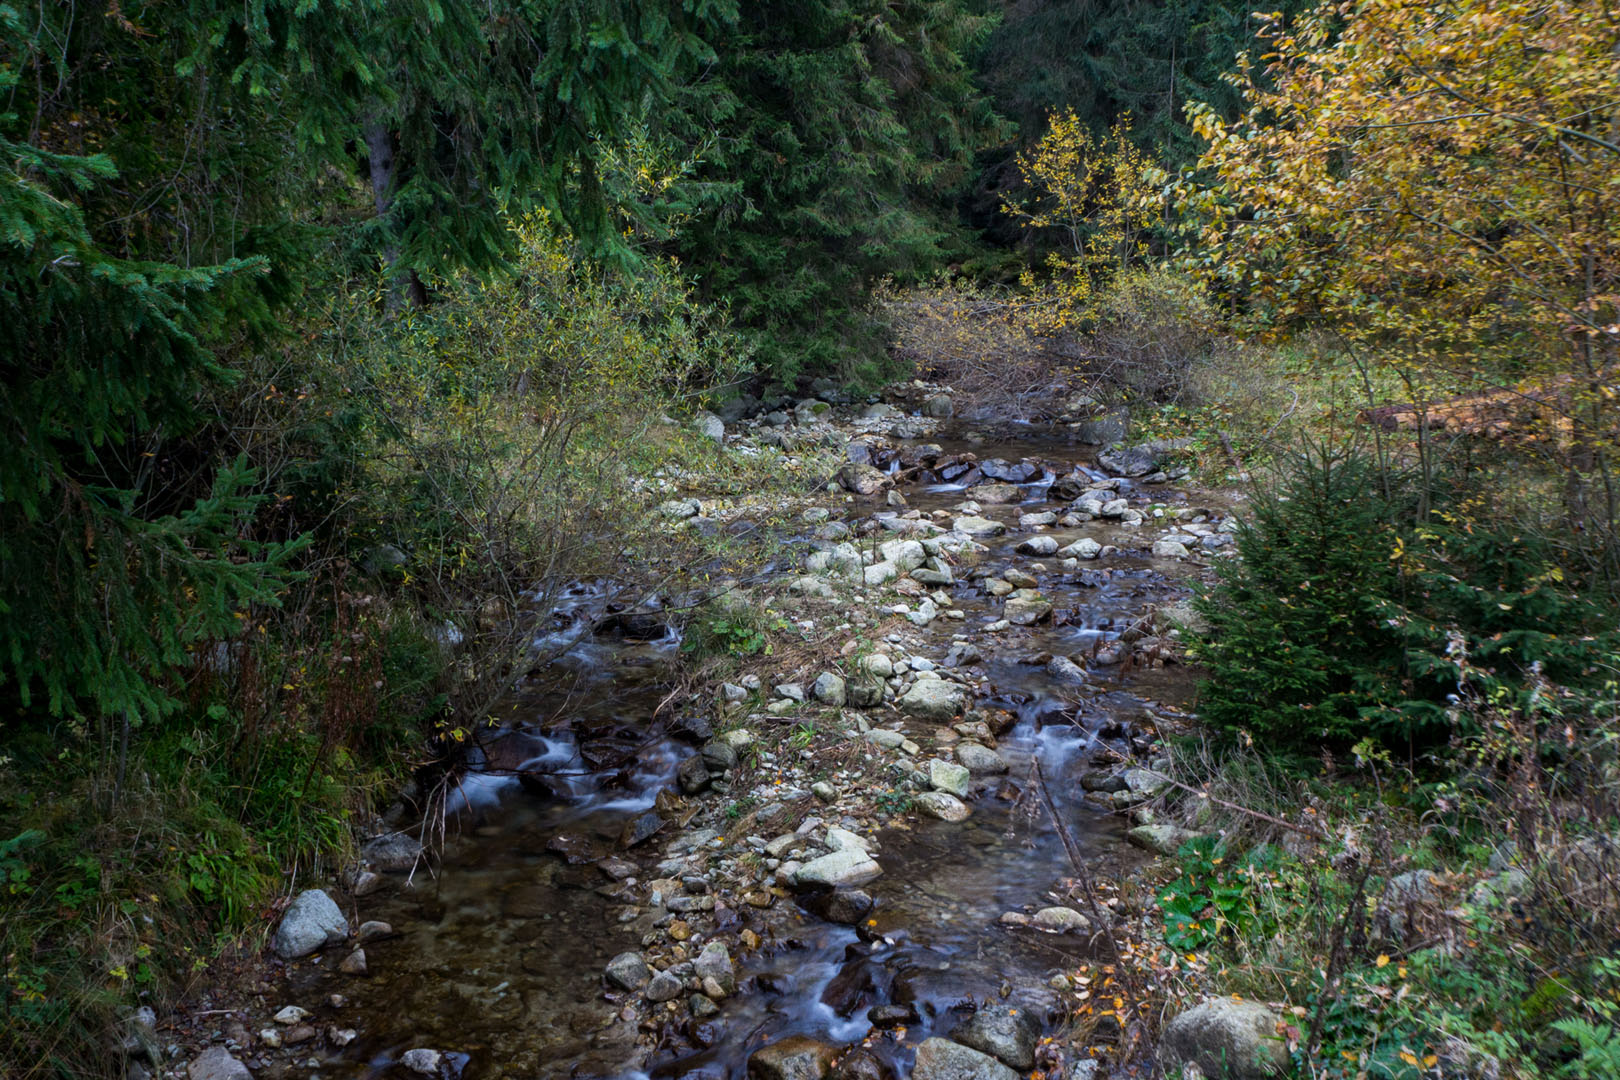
[
  {"xmin": 1183, "ymin": 0, "xmax": 1620, "ymax": 564},
  {"xmin": 1006, "ymin": 112, "xmax": 1161, "ymax": 332}
]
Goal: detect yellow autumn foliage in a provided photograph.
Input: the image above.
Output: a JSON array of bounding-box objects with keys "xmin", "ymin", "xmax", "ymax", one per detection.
[
  {"xmin": 1005, "ymin": 112, "xmax": 1162, "ymax": 332},
  {"xmin": 1182, "ymin": 0, "xmax": 1620, "ymax": 451}
]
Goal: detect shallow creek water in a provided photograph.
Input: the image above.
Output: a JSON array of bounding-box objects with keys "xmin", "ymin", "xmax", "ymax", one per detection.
[{"xmin": 283, "ymin": 427, "xmax": 1216, "ymax": 1080}]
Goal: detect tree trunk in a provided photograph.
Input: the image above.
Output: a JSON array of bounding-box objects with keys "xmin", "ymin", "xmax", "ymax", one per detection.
[{"xmin": 364, "ymin": 118, "xmax": 421, "ymax": 310}]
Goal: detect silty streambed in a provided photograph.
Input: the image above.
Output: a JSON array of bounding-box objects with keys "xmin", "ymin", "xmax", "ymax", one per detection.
[{"xmin": 280, "ymin": 428, "xmax": 1218, "ymax": 1079}]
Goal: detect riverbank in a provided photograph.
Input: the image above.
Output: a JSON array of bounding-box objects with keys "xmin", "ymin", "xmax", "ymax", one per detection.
[{"xmin": 134, "ymin": 382, "xmax": 1252, "ymax": 1080}]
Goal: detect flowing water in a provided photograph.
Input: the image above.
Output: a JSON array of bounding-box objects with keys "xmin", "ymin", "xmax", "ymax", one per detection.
[{"xmin": 280, "ymin": 427, "xmax": 1217, "ymax": 1080}]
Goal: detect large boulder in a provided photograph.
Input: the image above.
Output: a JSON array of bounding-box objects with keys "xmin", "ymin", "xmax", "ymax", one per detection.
[
  {"xmin": 1074, "ymin": 407, "xmax": 1129, "ymax": 445},
  {"xmin": 949, "ymin": 1004, "xmax": 1039, "ymax": 1069},
  {"xmin": 271, "ymin": 889, "xmax": 348, "ymax": 959},
  {"xmin": 911, "ymin": 1037, "xmax": 1019, "ymax": 1080},
  {"xmin": 922, "ymin": 393, "xmax": 955, "ymax": 419},
  {"xmin": 748, "ymin": 1034, "xmax": 839, "ymax": 1080},
  {"xmin": 1160, "ymin": 997, "xmax": 1289, "ymax": 1078},
  {"xmin": 899, "ymin": 679, "xmax": 965, "ymax": 721}
]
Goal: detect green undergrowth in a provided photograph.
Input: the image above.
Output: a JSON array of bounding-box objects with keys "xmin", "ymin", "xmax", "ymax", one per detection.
[
  {"xmin": 1152, "ymin": 709, "xmax": 1620, "ymax": 1079},
  {"xmin": 0, "ymin": 594, "xmax": 444, "ymax": 1076}
]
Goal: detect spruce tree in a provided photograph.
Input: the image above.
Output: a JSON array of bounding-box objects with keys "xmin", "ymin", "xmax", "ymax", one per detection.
[
  {"xmin": 1, "ymin": 13, "xmax": 302, "ymax": 725},
  {"xmin": 662, "ymin": 0, "xmax": 1006, "ymax": 384}
]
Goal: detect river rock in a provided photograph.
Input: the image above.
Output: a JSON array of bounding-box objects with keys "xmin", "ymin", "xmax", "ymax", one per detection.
[
  {"xmin": 911, "ymin": 1037, "xmax": 1019, "ymax": 1080},
  {"xmin": 1060, "ymin": 537, "xmax": 1102, "ymax": 559},
  {"xmin": 916, "ymin": 792, "xmax": 971, "ymax": 821},
  {"xmin": 1004, "ymin": 597, "xmax": 1052, "ymax": 625},
  {"xmin": 949, "ymin": 1004, "xmax": 1039, "ymax": 1069},
  {"xmin": 866, "ymin": 728, "xmax": 905, "ymax": 748},
  {"xmin": 954, "ymin": 742, "xmax": 1007, "ymax": 775},
  {"xmin": 605, "ymin": 951, "xmax": 650, "ymax": 991},
  {"xmin": 677, "ymin": 754, "xmax": 712, "ymax": 795},
  {"xmin": 645, "ymin": 968, "xmax": 684, "ymax": 1003},
  {"xmin": 1097, "ymin": 445, "xmax": 1158, "ymax": 478},
  {"xmin": 272, "ymin": 889, "xmax": 348, "ymax": 959},
  {"xmin": 1016, "ymin": 536, "xmax": 1059, "ymax": 556},
  {"xmin": 819, "ymin": 888, "xmax": 875, "ymax": 924},
  {"xmin": 898, "ymin": 679, "xmax": 964, "ymax": 721},
  {"xmin": 863, "ymin": 561, "xmax": 898, "ymax": 586},
  {"xmin": 361, "ymin": 831, "xmax": 423, "ymax": 872},
  {"xmin": 928, "ymin": 759, "xmax": 970, "ymax": 797},
  {"xmin": 973, "ymin": 483, "xmax": 1023, "ymax": 504},
  {"xmin": 695, "ymin": 942, "xmax": 736, "ymax": 995},
  {"xmin": 831, "ymin": 1049, "xmax": 886, "ymax": 1080},
  {"xmin": 188, "ymin": 1048, "xmax": 253, "ymax": 1080},
  {"xmin": 837, "ymin": 463, "xmax": 891, "ymax": 495},
  {"xmin": 826, "ymin": 826, "xmax": 871, "ymax": 853},
  {"xmin": 694, "ymin": 412, "xmax": 726, "ymax": 441},
  {"xmin": 1160, "ymin": 996, "xmax": 1289, "ymax": 1078},
  {"xmin": 1046, "ymin": 655, "xmax": 1087, "ymax": 685},
  {"xmin": 860, "ymin": 653, "xmax": 895, "ymax": 678},
  {"xmin": 702, "ymin": 739, "xmax": 739, "ymax": 771},
  {"xmin": 748, "ymin": 1034, "xmax": 839, "ymax": 1080},
  {"xmin": 1153, "ymin": 539, "xmax": 1191, "ymax": 559},
  {"xmin": 795, "ymin": 397, "xmax": 831, "ymax": 423},
  {"xmin": 922, "ymin": 393, "xmax": 954, "ymax": 419},
  {"xmin": 953, "ymin": 515, "xmax": 1006, "ymax": 537},
  {"xmin": 796, "ymin": 849, "xmax": 883, "ymax": 888},
  {"xmin": 1032, "ymin": 906, "xmax": 1091, "ymax": 933},
  {"xmin": 1127, "ymin": 824, "xmax": 1201, "ymax": 856},
  {"xmin": 812, "ymin": 672, "xmax": 847, "ymax": 705},
  {"xmin": 338, "ymin": 949, "xmax": 367, "ymax": 975},
  {"xmin": 356, "ymin": 920, "xmax": 393, "ymax": 944},
  {"xmin": 619, "ymin": 810, "xmax": 663, "ymax": 848}
]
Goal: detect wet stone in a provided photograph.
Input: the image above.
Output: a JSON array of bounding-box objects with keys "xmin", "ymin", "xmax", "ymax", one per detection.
[
  {"xmin": 911, "ymin": 1037, "xmax": 1019, "ymax": 1080},
  {"xmin": 1031, "ymin": 906, "xmax": 1090, "ymax": 933},
  {"xmin": 619, "ymin": 811, "xmax": 664, "ymax": 849},
  {"xmin": 747, "ymin": 1034, "xmax": 840, "ymax": 1080},
  {"xmin": 796, "ymin": 849, "xmax": 882, "ymax": 888},
  {"xmin": 868, "ymin": 1002, "xmax": 918, "ymax": 1027},
  {"xmin": 606, "ymin": 952, "xmax": 651, "ymax": 991},
  {"xmin": 955, "ymin": 742, "xmax": 1008, "ymax": 775},
  {"xmin": 928, "ymin": 759, "xmax": 970, "ymax": 797},
  {"xmin": 817, "ymin": 888, "xmax": 875, "ymax": 924},
  {"xmin": 916, "ymin": 791, "xmax": 971, "ymax": 821},
  {"xmin": 950, "ymin": 1003, "xmax": 1040, "ymax": 1069},
  {"xmin": 673, "ymin": 754, "xmax": 710, "ymax": 795},
  {"xmin": 400, "ymin": 1049, "xmax": 443, "ymax": 1075},
  {"xmin": 645, "ymin": 968, "xmax": 684, "ymax": 1003}
]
